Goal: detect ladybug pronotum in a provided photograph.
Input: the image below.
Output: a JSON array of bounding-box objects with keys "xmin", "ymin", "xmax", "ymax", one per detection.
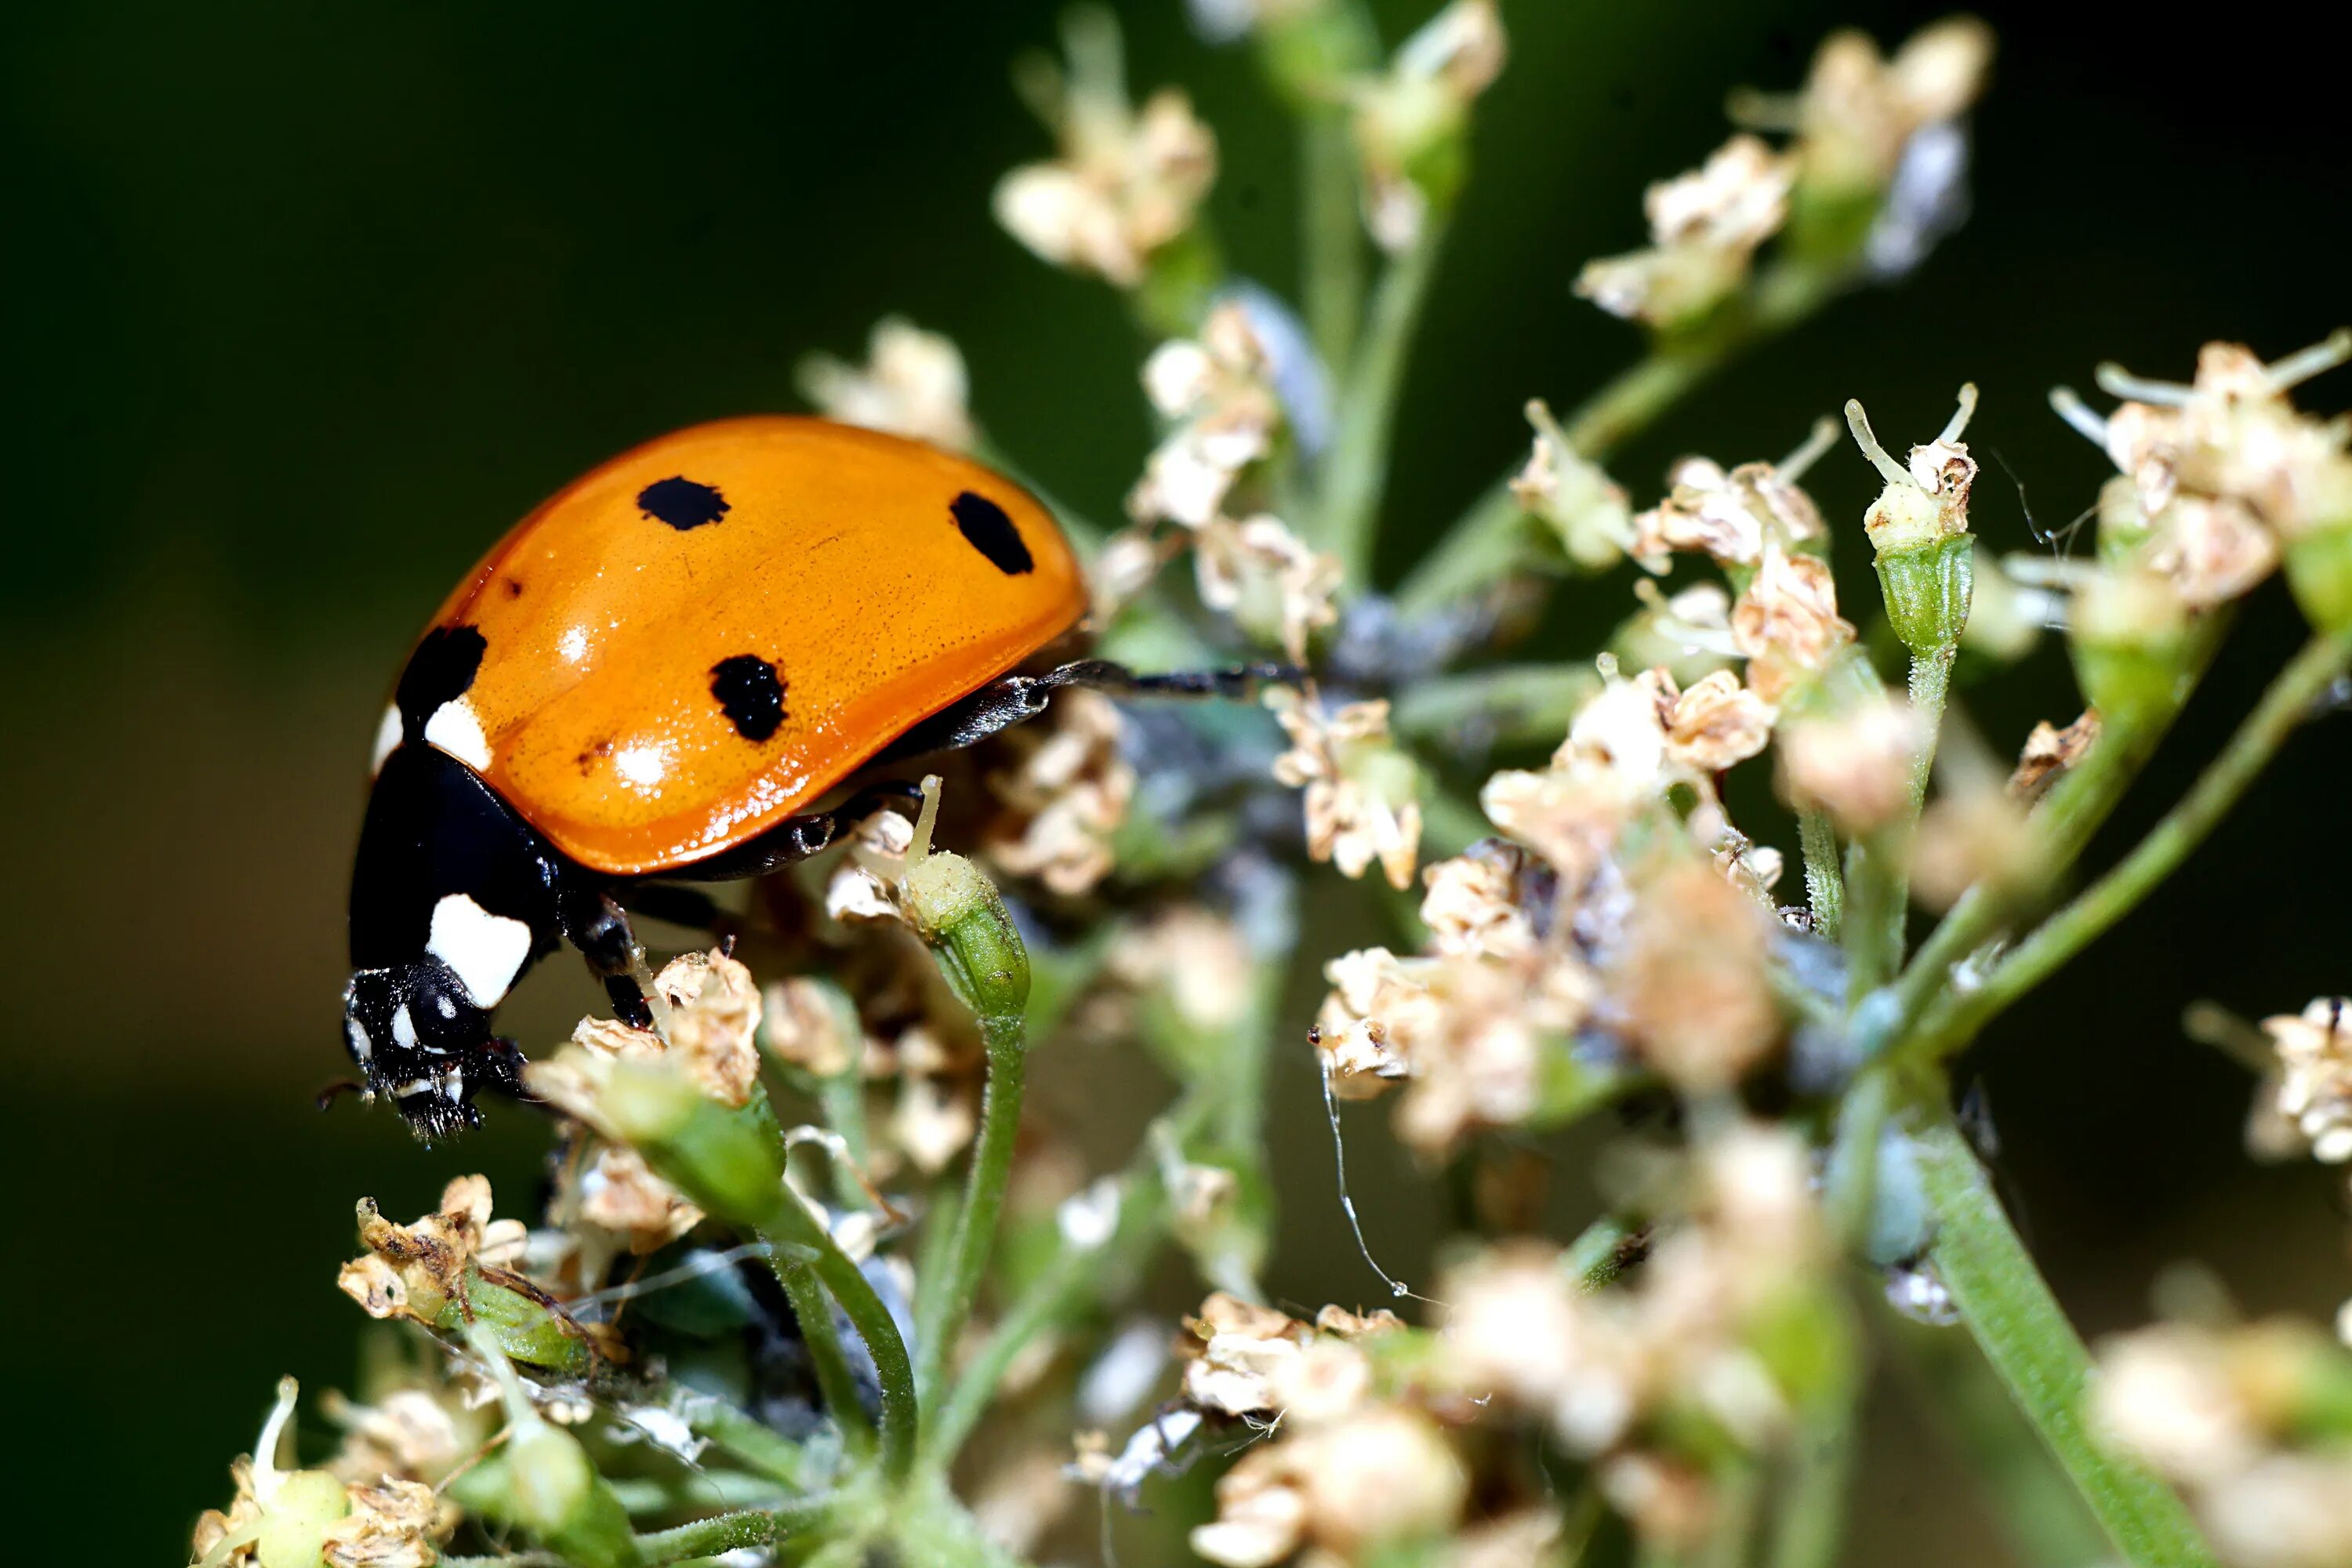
[{"xmin": 344, "ymin": 417, "xmax": 1279, "ymax": 1138}]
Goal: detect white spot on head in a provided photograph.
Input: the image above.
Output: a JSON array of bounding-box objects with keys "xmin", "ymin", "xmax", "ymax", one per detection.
[
  {"xmin": 613, "ymin": 742, "xmax": 670, "ymax": 789},
  {"xmin": 345, "ymin": 1016, "xmax": 373, "ymax": 1064},
  {"xmin": 427, "ymin": 893, "xmax": 533, "ymax": 1007},
  {"xmin": 392, "ymin": 1004, "xmax": 419, "ymax": 1052},
  {"xmin": 558, "ymin": 624, "xmax": 590, "ymax": 663},
  {"xmin": 370, "ymin": 702, "xmax": 404, "ymax": 775},
  {"xmin": 423, "ymin": 695, "xmax": 492, "ymax": 771}
]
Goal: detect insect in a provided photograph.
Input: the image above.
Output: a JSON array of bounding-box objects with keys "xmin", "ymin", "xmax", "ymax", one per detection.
[{"xmin": 344, "ymin": 416, "xmax": 1282, "ymax": 1138}]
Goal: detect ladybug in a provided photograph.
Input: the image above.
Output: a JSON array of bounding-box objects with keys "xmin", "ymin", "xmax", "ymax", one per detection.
[{"xmin": 345, "ymin": 416, "xmax": 1279, "ymax": 1138}]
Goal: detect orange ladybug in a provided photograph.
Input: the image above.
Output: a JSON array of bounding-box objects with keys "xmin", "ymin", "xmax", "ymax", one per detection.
[{"xmin": 343, "ymin": 417, "xmax": 1280, "ymax": 1138}]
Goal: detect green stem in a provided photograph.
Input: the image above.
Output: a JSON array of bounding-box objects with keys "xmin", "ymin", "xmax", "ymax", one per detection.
[
  {"xmin": 1824, "ymin": 1066, "xmax": 1893, "ymax": 1249},
  {"xmin": 913, "ymin": 1014, "xmax": 1029, "ymax": 1415},
  {"xmin": 1907, "ymin": 627, "xmax": 2352, "ymax": 1064},
  {"xmin": 681, "ymin": 1399, "xmax": 821, "ymax": 1492},
  {"xmin": 775, "ymin": 1264, "xmax": 871, "ymax": 1457},
  {"xmin": 629, "ymin": 1500, "xmax": 837, "ymax": 1565},
  {"xmin": 1798, "ymin": 808, "xmax": 1845, "ymax": 941},
  {"xmin": 1881, "ymin": 1302, "xmax": 2114, "ymax": 1568},
  {"xmin": 758, "ymin": 1187, "xmax": 918, "ymax": 1483},
  {"xmin": 1767, "ymin": 1376, "xmax": 1859, "ymax": 1568},
  {"xmin": 1319, "ymin": 219, "xmax": 1447, "ymax": 586},
  {"xmin": 1909, "ymin": 1108, "xmax": 2216, "ymax": 1566},
  {"xmin": 924, "ymin": 1083, "xmax": 1227, "ymax": 1470},
  {"xmin": 1301, "ymin": 105, "xmax": 1364, "ymax": 385},
  {"xmin": 1875, "ymin": 617, "xmax": 2230, "ymax": 1054},
  {"xmin": 1395, "ymin": 259, "xmax": 1846, "ymax": 615},
  {"xmin": 1852, "ymin": 641, "xmax": 1955, "ymax": 993}
]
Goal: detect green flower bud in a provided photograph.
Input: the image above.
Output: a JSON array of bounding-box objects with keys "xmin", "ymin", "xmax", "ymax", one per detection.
[
  {"xmin": 902, "ymin": 777, "xmax": 1032, "ymax": 1025},
  {"xmin": 255, "ymin": 1470, "xmax": 349, "ymax": 1568},
  {"xmin": 1875, "ymin": 534, "xmax": 1975, "ymax": 657},
  {"xmin": 510, "ymin": 1418, "xmax": 641, "ymax": 1568},
  {"xmin": 2068, "ymin": 564, "xmax": 2192, "ymax": 727},
  {"xmin": 2283, "ymin": 521, "xmax": 2352, "ymax": 633},
  {"xmin": 2096, "ymin": 473, "xmax": 2152, "ymax": 565},
  {"xmin": 1846, "ymin": 387, "xmax": 1979, "ymax": 655}
]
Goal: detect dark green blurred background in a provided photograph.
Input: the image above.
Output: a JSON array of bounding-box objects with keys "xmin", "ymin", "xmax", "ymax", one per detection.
[{"xmin": 7, "ymin": 2, "xmax": 2350, "ymax": 1560}]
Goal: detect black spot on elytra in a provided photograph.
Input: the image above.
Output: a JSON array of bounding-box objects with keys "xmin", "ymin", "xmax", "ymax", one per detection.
[
  {"xmin": 394, "ymin": 624, "xmax": 487, "ymax": 739},
  {"xmin": 502, "ymin": 575, "xmax": 526, "ymax": 598},
  {"xmin": 637, "ymin": 476, "xmax": 731, "ymax": 531},
  {"xmin": 949, "ymin": 490, "xmax": 1033, "ymax": 575},
  {"xmin": 710, "ymin": 655, "xmax": 786, "ymax": 742}
]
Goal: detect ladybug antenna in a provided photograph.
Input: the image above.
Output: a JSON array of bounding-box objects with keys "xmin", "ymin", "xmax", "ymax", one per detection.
[{"xmin": 909, "ymin": 773, "xmax": 945, "ymax": 863}]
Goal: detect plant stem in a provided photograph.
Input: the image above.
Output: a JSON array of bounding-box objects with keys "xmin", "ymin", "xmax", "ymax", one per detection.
[
  {"xmin": 629, "ymin": 1500, "xmax": 837, "ymax": 1565},
  {"xmin": 1319, "ymin": 219, "xmax": 1446, "ymax": 586},
  {"xmin": 1824, "ymin": 1066, "xmax": 1894, "ymax": 1249},
  {"xmin": 1767, "ymin": 1371, "xmax": 1859, "ymax": 1568},
  {"xmin": 685, "ymin": 1398, "xmax": 823, "ymax": 1491},
  {"xmin": 1301, "ymin": 105, "xmax": 1364, "ymax": 386},
  {"xmin": 924, "ymin": 1088, "xmax": 1224, "ymax": 1470},
  {"xmin": 1395, "ymin": 259, "xmax": 1846, "ymax": 615},
  {"xmin": 757, "ymin": 1184, "xmax": 918, "ymax": 1483},
  {"xmin": 1798, "ymin": 808, "xmax": 1845, "ymax": 940},
  {"xmin": 1908, "ymin": 1107, "xmax": 2216, "ymax": 1567},
  {"xmin": 914, "ymin": 1014, "xmax": 1029, "ymax": 1416},
  {"xmin": 1852, "ymin": 641, "xmax": 1955, "ymax": 993},
  {"xmin": 1875, "ymin": 617, "xmax": 2230, "ymax": 1054},
  {"xmin": 1907, "ymin": 626, "xmax": 2352, "ymax": 1064},
  {"xmin": 1880, "ymin": 1303, "xmax": 2114, "ymax": 1568}
]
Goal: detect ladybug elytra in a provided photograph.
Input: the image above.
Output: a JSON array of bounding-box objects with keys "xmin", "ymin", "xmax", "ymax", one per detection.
[{"xmin": 343, "ymin": 417, "xmax": 1281, "ymax": 1138}]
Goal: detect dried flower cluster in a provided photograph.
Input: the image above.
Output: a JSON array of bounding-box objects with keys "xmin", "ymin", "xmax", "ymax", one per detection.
[{"xmin": 2094, "ymin": 1318, "xmax": 2352, "ymax": 1568}]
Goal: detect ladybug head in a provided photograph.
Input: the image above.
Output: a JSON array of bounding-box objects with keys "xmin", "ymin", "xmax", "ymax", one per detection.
[{"xmin": 341, "ymin": 957, "xmax": 522, "ymax": 1141}]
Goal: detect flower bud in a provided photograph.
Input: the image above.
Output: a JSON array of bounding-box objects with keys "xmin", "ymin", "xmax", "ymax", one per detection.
[
  {"xmin": 902, "ymin": 778, "xmax": 1033, "ymax": 1025},
  {"xmin": 255, "ymin": 1470, "xmax": 350, "ymax": 1568},
  {"xmin": 907, "ymin": 848, "xmax": 1033, "ymax": 1024},
  {"xmin": 2283, "ymin": 521, "xmax": 2352, "ymax": 634},
  {"xmin": 2068, "ymin": 564, "xmax": 2192, "ymax": 728},
  {"xmin": 509, "ymin": 1417, "xmax": 641, "ymax": 1568},
  {"xmin": 1846, "ymin": 387, "xmax": 1978, "ymax": 656}
]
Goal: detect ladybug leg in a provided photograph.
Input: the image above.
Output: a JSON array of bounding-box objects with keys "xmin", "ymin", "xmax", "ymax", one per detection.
[
  {"xmin": 871, "ymin": 659, "xmax": 1301, "ymax": 762},
  {"xmin": 558, "ymin": 885, "xmax": 655, "ymax": 1029},
  {"xmin": 616, "ymin": 884, "xmax": 731, "ymax": 935}
]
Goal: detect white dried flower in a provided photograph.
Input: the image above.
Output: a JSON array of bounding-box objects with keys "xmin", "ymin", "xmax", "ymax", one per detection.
[
  {"xmin": 1776, "ymin": 694, "xmax": 1922, "ymax": 834},
  {"xmin": 1195, "ymin": 513, "xmax": 1343, "ymax": 660},
  {"xmin": 1632, "ymin": 435, "xmax": 1831, "ymax": 571},
  {"xmin": 985, "ymin": 688, "xmax": 1134, "ymax": 896},
  {"xmin": 1313, "ymin": 946, "xmax": 1438, "ymax": 1099},
  {"xmin": 1658, "ymin": 669, "xmax": 1776, "ymax": 774},
  {"xmin": 2092, "ymin": 1323, "xmax": 2264, "ymax": 1486},
  {"xmin": 2263, "ymin": 999, "xmax": 2352, "ymax": 1163},
  {"xmin": 1512, "ymin": 398, "xmax": 1635, "ymax": 569},
  {"xmin": 1131, "ymin": 305, "xmax": 1284, "ymax": 528},
  {"xmin": 1733, "ymin": 542, "xmax": 1856, "ymax": 702},
  {"xmin": 1576, "ymin": 136, "xmax": 1795, "ymax": 328},
  {"xmin": 1269, "ymin": 691, "xmax": 1423, "ymax": 890},
  {"xmin": 796, "ymin": 317, "xmax": 975, "ymax": 451},
  {"xmin": 1352, "ymin": 2, "xmax": 1508, "ymax": 252},
  {"xmin": 993, "ymin": 13, "xmax": 1216, "ymax": 287},
  {"xmin": 1419, "ymin": 843, "xmax": 1537, "ymax": 960},
  {"xmin": 1781, "ymin": 20, "xmax": 1994, "ymax": 197}
]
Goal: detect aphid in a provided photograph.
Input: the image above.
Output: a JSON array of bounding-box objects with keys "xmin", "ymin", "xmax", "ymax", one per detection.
[{"xmin": 344, "ymin": 417, "xmax": 1282, "ymax": 1137}]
